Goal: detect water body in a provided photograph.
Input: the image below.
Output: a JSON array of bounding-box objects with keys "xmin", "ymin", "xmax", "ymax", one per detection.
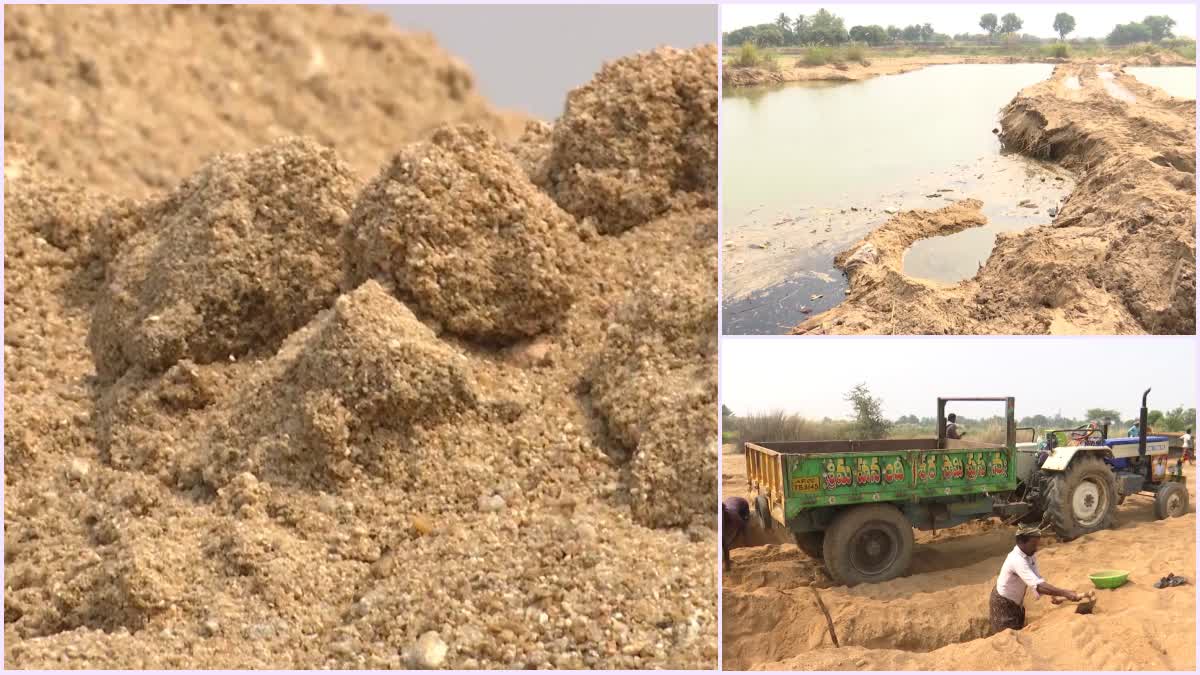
[
  {"xmin": 722, "ymin": 64, "xmax": 1074, "ymax": 334},
  {"xmin": 1126, "ymin": 66, "xmax": 1197, "ymax": 99}
]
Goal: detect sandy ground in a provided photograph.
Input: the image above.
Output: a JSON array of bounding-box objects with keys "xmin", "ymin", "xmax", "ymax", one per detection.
[
  {"xmin": 721, "ymin": 444, "xmax": 1197, "ymax": 670},
  {"xmin": 791, "ymin": 63, "xmax": 1195, "ymax": 335},
  {"xmin": 723, "ymin": 52, "xmax": 1194, "ymax": 88},
  {"xmin": 4, "ymin": 5, "xmax": 717, "ymax": 669}
]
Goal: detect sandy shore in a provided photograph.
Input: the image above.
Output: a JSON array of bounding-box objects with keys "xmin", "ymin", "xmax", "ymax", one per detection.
[{"xmin": 723, "ymin": 53, "xmax": 1194, "ymax": 88}]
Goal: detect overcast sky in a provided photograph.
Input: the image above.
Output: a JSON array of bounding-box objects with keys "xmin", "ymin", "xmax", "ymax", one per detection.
[
  {"xmin": 722, "ymin": 3, "xmax": 1197, "ymax": 39},
  {"xmin": 722, "ymin": 338, "xmax": 1196, "ymax": 420},
  {"xmin": 378, "ymin": 4, "xmax": 716, "ymax": 120}
]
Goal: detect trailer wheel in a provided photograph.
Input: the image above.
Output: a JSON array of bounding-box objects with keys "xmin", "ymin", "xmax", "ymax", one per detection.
[
  {"xmin": 754, "ymin": 495, "xmax": 773, "ymax": 530},
  {"xmin": 793, "ymin": 532, "xmax": 824, "ymax": 559},
  {"xmin": 1044, "ymin": 455, "xmax": 1117, "ymax": 540},
  {"xmin": 822, "ymin": 504, "xmax": 913, "ymax": 586},
  {"xmin": 1154, "ymin": 482, "xmax": 1189, "ymax": 520}
]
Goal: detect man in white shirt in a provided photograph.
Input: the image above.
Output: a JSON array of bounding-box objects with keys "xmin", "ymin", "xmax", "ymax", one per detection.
[{"xmin": 989, "ymin": 525, "xmax": 1081, "ymax": 634}]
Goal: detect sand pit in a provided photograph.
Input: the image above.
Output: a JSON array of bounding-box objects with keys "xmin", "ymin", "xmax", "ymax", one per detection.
[
  {"xmin": 792, "ymin": 63, "xmax": 1196, "ymax": 335},
  {"xmin": 721, "ymin": 444, "xmax": 1197, "ymax": 671},
  {"xmin": 4, "ymin": 5, "xmax": 717, "ymax": 669}
]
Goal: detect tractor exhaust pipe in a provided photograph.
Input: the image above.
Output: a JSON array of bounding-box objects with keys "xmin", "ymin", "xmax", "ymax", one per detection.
[{"xmin": 1139, "ymin": 388, "xmax": 1150, "ymax": 481}]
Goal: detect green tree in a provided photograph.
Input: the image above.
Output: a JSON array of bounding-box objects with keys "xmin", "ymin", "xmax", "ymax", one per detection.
[
  {"xmin": 808, "ymin": 8, "xmax": 849, "ymax": 45},
  {"xmin": 1143, "ymin": 15, "xmax": 1176, "ymax": 42},
  {"xmin": 920, "ymin": 23, "xmax": 935, "ymax": 42},
  {"xmin": 1001, "ymin": 13, "xmax": 1024, "ymax": 36},
  {"xmin": 845, "ymin": 383, "xmax": 891, "ymax": 439},
  {"xmin": 980, "ymin": 13, "xmax": 999, "ymax": 38},
  {"xmin": 1162, "ymin": 406, "xmax": 1197, "ymax": 432},
  {"xmin": 1106, "ymin": 21, "xmax": 1153, "ymax": 46},
  {"xmin": 886, "ymin": 25, "xmax": 901, "ymax": 41},
  {"xmin": 775, "ymin": 12, "xmax": 792, "ymax": 39},
  {"xmin": 901, "ymin": 24, "xmax": 922, "ymax": 42},
  {"xmin": 1053, "ymin": 13, "xmax": 1076, "ymax": 41},
  {"xmin": 792, "ymin": 15, "xmax": 809, "ymax": 43},
  {"xmin": 1085, "ymin": 408, "xmax": 1122, "ymax": 426},
  {"xmin": 756, "ymin": 25, "xmax": 787, "ymax": 47},
  {"xmin": 849, "ymin": 24, "xmax": 888, "ymax": 46}
]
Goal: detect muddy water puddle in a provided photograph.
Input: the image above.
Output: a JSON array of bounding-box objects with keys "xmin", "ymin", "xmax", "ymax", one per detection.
[
  {"xmin": 723, "ymin": 64, "xmax": 1067, "ymax": 334},
  {"xmin": 1126, "ymin": 66, "xmax": 1197, "ymax": 99}
]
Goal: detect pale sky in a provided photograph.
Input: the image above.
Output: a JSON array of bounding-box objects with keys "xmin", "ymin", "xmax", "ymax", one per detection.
[
  {"xmin": 721, "ymin": 338, "xmax": 1197, "ymax": 420},
  {"xmin": 723, "ymin": 4, "xmax": 1197, "ymax": 39}
]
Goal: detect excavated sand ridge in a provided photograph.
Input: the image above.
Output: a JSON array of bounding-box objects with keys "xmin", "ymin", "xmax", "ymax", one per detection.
[
  {"xmin": 792, "ymin": 63, "xmax": 1196, "ymax": 335},
  {"xmin": 4, "ymin": 5, "xmax": 718, "ymax": 669}
]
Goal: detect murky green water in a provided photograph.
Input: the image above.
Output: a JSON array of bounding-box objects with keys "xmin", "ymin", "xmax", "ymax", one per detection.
[
  {"xmin": 1126, "ymin": 66, "xmax": 1197, "ymax": 99},
  {"xmin": 723, "ymin": 64, "xmax": 1073, "ymax": 334}
]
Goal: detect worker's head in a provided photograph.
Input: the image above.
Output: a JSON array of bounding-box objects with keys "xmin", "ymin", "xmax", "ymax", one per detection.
[
  {"xmin": 724, "ymin": 496, "xmax": 751, "ymax": 522},
  {"xmin": 947, "ymin": 413, "xmax": 957, "ymax": 423},
  {"xmin": 1015, "ymin": 525, "xmax": 1044, "ymax": 553},
  {"xmin": 1188, "ymin": 428, "xmax": 1193, "ymax": 434}
]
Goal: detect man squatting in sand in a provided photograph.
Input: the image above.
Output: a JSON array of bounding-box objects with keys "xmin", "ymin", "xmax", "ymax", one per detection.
[
  {"xmin": 722, "ymin": 496, "xmax": 751, "ymax": 572},
  {"xmin": 990, "ymin": 524, "xmax": 1082, "ymax": 634}
]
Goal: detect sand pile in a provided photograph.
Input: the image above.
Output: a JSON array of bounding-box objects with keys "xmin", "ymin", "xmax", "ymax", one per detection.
[
  {"xmin": 89, "ymin": 138, "xmax": 361, "ymax": 381},
  {"xmin": 345, "ymin": 125, "xmax": 582, "ymax": 342},
  {"xmin": 543, "ymin": 45, "xmax": 718, "ymax": 233},
  {"xmin": 793, "ymin": 63, "xmax": 1196, "ymax": 335},
  {"xmin": 4, "ymin": 6, "xmax": 717, "ymax": 669},
  {"xmin": 722, "ymin": 451, "xmax": 1196, "ymax": 671},
  {"xmin": 3, "ymin": 4, "xmax": 524, "ymax": 198}
]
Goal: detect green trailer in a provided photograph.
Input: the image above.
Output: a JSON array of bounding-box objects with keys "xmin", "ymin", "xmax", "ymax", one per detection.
[
  {"xmin": 745, "ymin": 393, "xmax": 1191, "ymax": 586},
  {"xmin": 745, "ymin": 397, "xmax": 1025, "ymax": 585}
]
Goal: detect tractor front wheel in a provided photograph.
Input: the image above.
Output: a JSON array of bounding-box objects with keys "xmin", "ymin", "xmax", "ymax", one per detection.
[
  {"xmin": 1044, "ymin": 455, "xmax": 1118, "ymax": 540},
  {"xmin": 822, "ymin": 504, "xmax": 914, "ymax": 586},
  {"xmin": 1154, "ymin": 482, "xmax": 1189, "ymax": 519}
]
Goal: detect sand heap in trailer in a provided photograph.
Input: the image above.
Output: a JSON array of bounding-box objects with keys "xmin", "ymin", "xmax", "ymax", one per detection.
[
  {"xmin": 4, "ymin": 4, "xmax": 718, "ymax": 669},
  {"xmin": 793, "ymin": 63, "xmax": 1196, "ymax": 335}
]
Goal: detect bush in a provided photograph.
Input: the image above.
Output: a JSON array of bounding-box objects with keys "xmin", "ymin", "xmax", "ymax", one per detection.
[
  {"xmin": 732, "ymin": 42, "xmax": 762, "ymax": 68},
  {"xmin": 845, "ymin": 43, "xmax": 869, "ymax": 65},
  {"xmin": 1166, "ymin": 38, "xmax": 1196, "ymax": 59},
  {"xmin": 801, "ymin": 46, "xmax": 833, "ymax": 66},
  {"xmin": 1042, "ymin": 43, "xmax": 1070, "ymax": 58}
]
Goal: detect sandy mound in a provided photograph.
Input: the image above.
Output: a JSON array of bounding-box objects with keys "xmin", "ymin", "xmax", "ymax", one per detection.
[
  {"xmin": 88, "ymin": 138, "xmax": 360, "ymax": 381},
  {"xmin": 3, "ymin": 4, "xmax": 525, "ymax": 198},
  {"xmin": 176, "ymin": 281, "xmax": 479, "ymax": 491},
  {"xmin": 543, "ymin": 46, "xmax": 717, "ymax": 233},
  {"xmin": 3, "ymin": 150, "xmax": 113, "ymax": 479},
  {"xmin": 5, "ymin": 7, "xmax": 717, "ymax": 668},
  {"xmin": 589, "ymin": 256, "xmax": 718, "ymax": 529},
  {"xmin": 345, "ymin": 125, "xmax": 582, "ymax": 342},
  {"xmin": 795, "ymin": 64, "xmax": 1195, "ymax": 335}
]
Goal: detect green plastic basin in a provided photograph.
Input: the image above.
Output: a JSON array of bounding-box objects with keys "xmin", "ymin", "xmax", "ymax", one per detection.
[{"xmin": 1088, "ymin": 570, "xmax": 1131, "ymax": 589}]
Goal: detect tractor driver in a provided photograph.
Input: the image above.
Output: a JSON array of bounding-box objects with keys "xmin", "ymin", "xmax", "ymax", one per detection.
[
  {"xmin": 989, "ymin": 525, "xmax": 1082, "ymax": 634},
  {"xmin": 946, "ymin": 413, "xmax": 967, "ymax": 439}
]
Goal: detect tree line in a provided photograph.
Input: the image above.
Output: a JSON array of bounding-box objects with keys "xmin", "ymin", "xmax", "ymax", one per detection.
[{"xmin": 723, "ymin": 8, "xmax": 1182, "ymax": 49}]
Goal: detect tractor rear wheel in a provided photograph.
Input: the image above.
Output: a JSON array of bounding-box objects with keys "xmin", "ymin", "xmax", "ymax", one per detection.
[
  {"xmin": 1154, "ymin": 482, "xmax": 1189, "ymax": 520},
  {"xmin": 754, "ymin": 495, "xmax": 773, "ymax": 530},
  {"xmin": 793, "ymin": 531, "xmax": 825, "ymax": 559},
  {"xmin": 822, "ymin": 504, "xmax": 913, "ymax": 586},
  {"xmin": 1044, "ymin": 455, "xmax": 1118, "ymax": 540}
]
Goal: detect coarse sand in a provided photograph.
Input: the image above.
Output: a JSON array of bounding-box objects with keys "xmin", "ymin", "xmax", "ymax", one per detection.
[{"xmin": 4, "ymin": 5, "xmax": 717, "ymax": 669}]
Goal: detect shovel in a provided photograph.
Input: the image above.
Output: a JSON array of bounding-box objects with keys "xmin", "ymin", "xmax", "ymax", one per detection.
[{"xmin": 1052, "ymin": 590, "xmax": 1097, "ymax": 614}]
